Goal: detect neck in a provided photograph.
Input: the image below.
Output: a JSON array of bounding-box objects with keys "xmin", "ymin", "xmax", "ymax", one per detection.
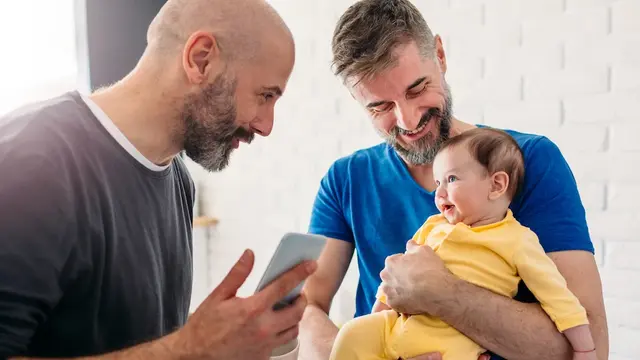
[
  {"xmin": 89, "ymin": 62, "xmax": 185, "ymax": 166},
  {"xmin": 405, "ymin": 117, "xmax": 476, "ymax": 192}
]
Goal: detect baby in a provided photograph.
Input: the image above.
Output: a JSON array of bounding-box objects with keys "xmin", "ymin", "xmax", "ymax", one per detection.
[{"xmin": 330, "ymin": 128, "xmax": 596, "ymax": 360}]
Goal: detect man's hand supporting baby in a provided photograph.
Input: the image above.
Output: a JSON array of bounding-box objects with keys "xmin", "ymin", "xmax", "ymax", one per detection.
[{"xmin": 378, "ymin": 240, "xmax": 579, "ymax": 360}]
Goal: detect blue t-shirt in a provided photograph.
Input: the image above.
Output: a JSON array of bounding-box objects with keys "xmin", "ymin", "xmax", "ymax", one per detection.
[{"xmin": 308, "ymin": 127, "xmax": 594, "ymax": 320}]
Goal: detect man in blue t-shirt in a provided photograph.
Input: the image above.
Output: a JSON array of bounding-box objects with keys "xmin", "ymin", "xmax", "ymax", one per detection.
[{"xmin": 298, "ymin": 1, "xmax": 609, "ymax": 360}]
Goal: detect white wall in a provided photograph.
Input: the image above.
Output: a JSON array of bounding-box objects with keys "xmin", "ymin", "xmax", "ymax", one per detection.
[{"xmin": 188, "ymin": 0, "xmax": 640, "ymax": 358}]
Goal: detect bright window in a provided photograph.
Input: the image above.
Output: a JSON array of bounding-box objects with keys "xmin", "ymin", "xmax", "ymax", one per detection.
[{"xmin": 0, "ymin": 0, "xmax": 78, "ymax": 116}]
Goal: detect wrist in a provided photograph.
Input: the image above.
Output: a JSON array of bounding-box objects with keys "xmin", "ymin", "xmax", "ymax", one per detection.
[
  {"xmin": 156, "ymin": 330, "xmax": 187, "ymax": 360},
  {"xmin": 422, "ymin": 271, "xmax": 463, "ymax": 316},
  {"xmin": 563, "ymin": 324, "xmax": 595, "ymax": 353}
]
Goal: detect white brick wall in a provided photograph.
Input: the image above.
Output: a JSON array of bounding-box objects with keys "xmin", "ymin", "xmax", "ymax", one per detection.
[{"xmin": 188, "ymin": 0, "xmax": 640, "ymax": 357}]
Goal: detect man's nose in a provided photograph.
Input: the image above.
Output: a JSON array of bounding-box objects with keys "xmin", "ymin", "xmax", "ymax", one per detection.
[
  {"xmin": 251, "ymin": 107, "xmax": 274, "ymax": 137},
  {"xmin": 394, "ymin": 103, "xmax": 422, "ymax": 131}
]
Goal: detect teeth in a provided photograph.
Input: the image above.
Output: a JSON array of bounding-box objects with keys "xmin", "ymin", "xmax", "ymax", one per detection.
[{"xmin": 405, "ymin": 122, "xmax": 427, "ymax": 135}]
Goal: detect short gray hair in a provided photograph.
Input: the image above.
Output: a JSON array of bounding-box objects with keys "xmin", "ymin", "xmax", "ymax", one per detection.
[{"xmin": 331, "ymin": 0, "xmax": 436, "ymax": 84}]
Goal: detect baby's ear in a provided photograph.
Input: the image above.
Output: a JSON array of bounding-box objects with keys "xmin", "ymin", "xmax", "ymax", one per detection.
[{"xmin": 489, "ymin": 171, "xmax": 509, "ymax": 200}]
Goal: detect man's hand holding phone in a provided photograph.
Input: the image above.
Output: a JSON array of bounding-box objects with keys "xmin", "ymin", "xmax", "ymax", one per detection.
[{"xmin": 166, "ymin": 249, "xmax": 317, "ymax": 360}]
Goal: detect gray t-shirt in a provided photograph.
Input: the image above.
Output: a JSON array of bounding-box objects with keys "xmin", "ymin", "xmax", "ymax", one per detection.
[{"xmin": 0, "ymin": 91, "xmax": 195, "ymax": 358}]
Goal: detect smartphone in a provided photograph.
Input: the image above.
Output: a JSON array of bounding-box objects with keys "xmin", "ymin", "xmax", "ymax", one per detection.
[{"xmin": 254, "ymin": 232, "xmax": 327, "ymax": 310}]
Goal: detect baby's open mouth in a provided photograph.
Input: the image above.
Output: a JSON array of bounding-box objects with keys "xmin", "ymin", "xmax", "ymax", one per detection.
[{"xmin": 443, "ymin": 204, "xmax": 454, "ymax": 212}]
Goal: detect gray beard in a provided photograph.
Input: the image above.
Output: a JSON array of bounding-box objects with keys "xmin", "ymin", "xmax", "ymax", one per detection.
[
  {"xmin": 382, "ymin": 86, "xmax": 453, "ymax": 165},
  {"xmin": 181, "ymin": 72, "xmax": 253, "ymax": 172}
]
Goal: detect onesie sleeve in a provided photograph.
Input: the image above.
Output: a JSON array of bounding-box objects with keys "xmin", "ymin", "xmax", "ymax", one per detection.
[{"xmin": 513, "ymin": 230, "xmax": 589, "ymax": 332}]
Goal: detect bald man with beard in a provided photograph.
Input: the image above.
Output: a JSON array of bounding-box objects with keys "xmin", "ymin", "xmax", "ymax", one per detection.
[{"xmin": 0, "ymin": 0, "xmax": 316, "ymax": 359}]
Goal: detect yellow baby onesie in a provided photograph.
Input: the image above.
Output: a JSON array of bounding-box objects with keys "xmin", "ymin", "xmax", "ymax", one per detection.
[{"xmin": 330, "ymin": 210, "xmax": 589, "ymax": 360}]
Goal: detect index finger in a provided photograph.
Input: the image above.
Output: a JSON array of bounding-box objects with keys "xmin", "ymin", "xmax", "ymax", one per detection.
[
  {"xmin": 252, "ymin": 260, "xmax": 317, "ymax": 312},
  {"xmin": 406, "ymin": 239, "xmax": 420, "ymax": 252}
]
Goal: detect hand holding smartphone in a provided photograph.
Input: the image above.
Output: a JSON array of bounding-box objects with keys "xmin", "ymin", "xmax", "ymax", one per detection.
[{"xmin": 255, "ymin": 232, "xmax": 327, "ymax": 310}]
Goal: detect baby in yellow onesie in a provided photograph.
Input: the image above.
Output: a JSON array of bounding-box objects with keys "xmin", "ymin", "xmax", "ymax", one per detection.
[{"xmin": 330, "ymin": 128, "xmax": 596, "ymax": 360}]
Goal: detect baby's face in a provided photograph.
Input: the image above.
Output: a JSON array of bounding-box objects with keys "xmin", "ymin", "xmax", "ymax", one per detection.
[{"xmin": 432, "ymin": 145, "xmax": 493, "ymax": 225}]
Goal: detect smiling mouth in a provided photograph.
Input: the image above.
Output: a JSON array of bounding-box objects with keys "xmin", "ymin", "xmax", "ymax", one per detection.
[
  {"xmin": 443, "ymin": 204, "xmax": 454, "ymax": 212},
  {"xmin": 402, "ymin": 120, "xmax": 428, "ymax": 136},
  {"xmin": 398, "ymin": 117, "xmax": 429, "ymax": 136}
]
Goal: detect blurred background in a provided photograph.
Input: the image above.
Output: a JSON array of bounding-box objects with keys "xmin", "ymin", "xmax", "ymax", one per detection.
[{"xmin": 0, "ymin": 1, "xmax": 638, "ymax": 358}]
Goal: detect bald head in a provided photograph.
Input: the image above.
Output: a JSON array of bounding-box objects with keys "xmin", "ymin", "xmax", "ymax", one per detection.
[
  {"xmin": 147, "ymin": 0, "xmax": 292, "ymax": 61},
  {"xmin": 120, "ymin": 0, "xmax": 296, "ymax": 172}
]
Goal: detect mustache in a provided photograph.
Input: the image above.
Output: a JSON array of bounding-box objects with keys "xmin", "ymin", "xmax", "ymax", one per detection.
[
  {"xmin": 233, "ymin": 127, "xmax": 255, "ymax": 144},
  {"xmin": 391, "ymin": 107, "xmax": 444, "ymax": 137}
]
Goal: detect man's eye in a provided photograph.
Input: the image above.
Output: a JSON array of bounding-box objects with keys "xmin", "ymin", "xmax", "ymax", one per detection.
[
  {"xmin": 263, "ymin": 93, "xmax": 274, "ymax": 101},
  {"xmin": 448, "ymin": 175, "xmax": 457, "ymax": 183},
  {"xmin": 408, "ymin": 83, "xmax": 428, "ymax": 97},
  {"xmin": 371, "ymin": 104, "xmax": 392, "ymax": 113}
]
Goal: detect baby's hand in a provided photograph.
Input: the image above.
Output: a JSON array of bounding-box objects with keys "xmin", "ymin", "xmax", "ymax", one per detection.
[{"xmin": 573, "ymin": 350, "xmax": 597, "ymax": 360}]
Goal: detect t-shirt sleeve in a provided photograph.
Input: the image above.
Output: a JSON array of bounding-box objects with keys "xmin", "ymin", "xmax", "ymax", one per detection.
[
  {"xmin": 516, "ymin": 137, "xmax": 594, "ymax": 254},
  {"xmin": 0, "ymin": 138, "xmax": 79, "ymax": 357},
  {"xmin": 308, "ymin": 160, "xmax": 353, "ymax": 243}
]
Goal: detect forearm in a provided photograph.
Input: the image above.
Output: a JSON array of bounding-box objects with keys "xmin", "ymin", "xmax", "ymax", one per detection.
[
  {"xmin": 563, "ymin": 325, "xmax": 595, "ymax": 353},
  {"xmin": 434, "ymin": 279, "xmax": 572, "ymax": 360},
  {"xmin": 299, "ymin": 304, "xmax": 339, "ymax": 360},
  {"xmin": 10, "ymin": 333, "xmax": 176, "ymax": 360}
]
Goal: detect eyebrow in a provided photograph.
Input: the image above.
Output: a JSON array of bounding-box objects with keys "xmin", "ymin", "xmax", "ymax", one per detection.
[
  {"xmin": 365, "ymin": 76, "xmax": 428, "ymax": 108},
  {"xmin": 262, "ymin": 86, "xmax": 283, "ymax": 96},
  {"xmin": 406, "ymin": 76, "xmax": 428, "ymax": 91}
]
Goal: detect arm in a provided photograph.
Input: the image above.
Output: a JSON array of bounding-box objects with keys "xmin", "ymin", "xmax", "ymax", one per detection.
[
  {"xmin": 14, "ymin": 250, "xmax": 318, "ymax": 360},
  {"xmin": 421, "ymin": 263, "xmax": 573, "ymax": 360},
  {"xmin": 380, "ymin": 137, "xmax": 608, "ymax": 360},
  {"xmin": 434, "ymin": 251, "xmax": 606, "ymax": 360},
  {"xmin": 513, "ymin": 234, "xmax": 595, "ymax": 354},
  {"xmin": 433, "ymin": 137, "xmax": 608, "ymax": 359},
  {"xmin": 11, "ymin": 339, "xmax": 174, "ymax": 360},
  {"xmin": 0, "ymin": 136, "xmax": 181, "ymax": 360},
  {"xmin": 550, "ymin": 251, "xmax": 608, "ymax": 360},
  {"xmin": 300, "ymin": 159, "xmax": 357, "ymax": 360},
  {"xmin": 299, "ymin": 238, "xmax": 354, "ymax": 360}
]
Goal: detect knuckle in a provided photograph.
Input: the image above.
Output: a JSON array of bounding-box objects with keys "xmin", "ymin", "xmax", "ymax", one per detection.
[
  {"xmin": 380, "ymin": 269, "xmax": 388, "ymax": 280},
  {"xmin": 257, "ymin": 324, "xmax": 271, "ymax": 340},
  {"xmin": 244, "ymin": 299, "xmax": 263, "ymax": 317},
  {"xmin": 290, "ymin": 325, "xmax": 300, "ymax": 338}
]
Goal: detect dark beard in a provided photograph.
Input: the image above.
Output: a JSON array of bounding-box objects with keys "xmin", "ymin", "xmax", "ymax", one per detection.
[
  {"xmin": 385, "ymin": 85, "xmax": 453, "ymax": 165},
  {"xmin": 182, "ymin": 71, "xmax": 254, "ymax": 172}
]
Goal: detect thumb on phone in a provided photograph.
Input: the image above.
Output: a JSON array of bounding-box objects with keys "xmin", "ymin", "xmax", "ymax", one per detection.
[{"xmin": 207, "ymin": 249, "xmax": 255, "ymax": 303}]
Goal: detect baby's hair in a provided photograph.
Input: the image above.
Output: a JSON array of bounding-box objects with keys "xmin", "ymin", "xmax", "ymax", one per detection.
[{"xmin": 437, "ymin": 128, "xmax": 525, "ymax": 200}]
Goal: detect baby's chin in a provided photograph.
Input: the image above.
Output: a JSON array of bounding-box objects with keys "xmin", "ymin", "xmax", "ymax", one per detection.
[{"xmin": 444, "ymin": 213, "xmax": 473, "ymax": 226}]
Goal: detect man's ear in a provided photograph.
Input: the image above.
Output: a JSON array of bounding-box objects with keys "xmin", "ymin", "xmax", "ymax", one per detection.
[
  {"xmin": 434, "ymin": 34, "xmax": 447, "ymax": 74},
  {"xmin": 182, "ymin": 31, "xmax": 223, "ymax": 85},
  {"xmin": 489, "ymin": 171, "xmax": 509, "ymax": 200}
]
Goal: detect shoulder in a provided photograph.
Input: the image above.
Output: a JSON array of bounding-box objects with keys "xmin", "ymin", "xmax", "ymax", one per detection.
[
  {"xmin": 498, "ymin": 128, "xmax": 579, "ymax": 203},
  {"xmin": 0, "ymin": 93, "xmax": 96, "ymax": 212},
  {"xmin": 499, "ymin": 128, "xmax": 567, "ymax": 170},
  {"xmin": 0, "ymin": 91, "xmax": 89, "ymax": 158},
  {"xmin": 509, "ymin": 220, "xmax": 541, "ymax": 245}
]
